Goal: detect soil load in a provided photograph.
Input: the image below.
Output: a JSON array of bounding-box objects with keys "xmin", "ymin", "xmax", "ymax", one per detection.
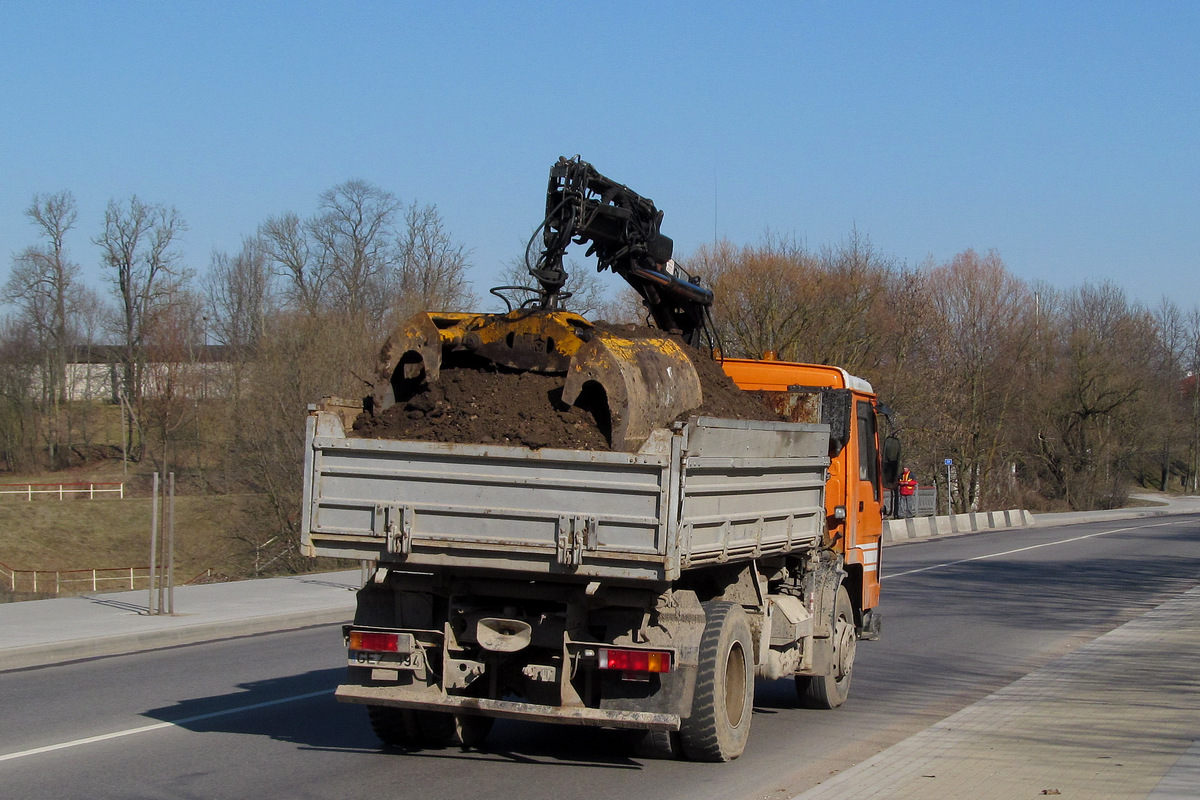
[{"xmin": 352, "ymin": 324, "xmax": 781, "ymax": 451}]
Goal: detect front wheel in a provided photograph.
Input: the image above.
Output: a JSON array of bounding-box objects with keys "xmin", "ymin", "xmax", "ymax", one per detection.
[
  {"xmin": 680, "ymin": 601, "xmax": 755, "ymax": 762},
  {"xmin": 796, "ymin": 585, "xmax": 857, "ymax": 709}
]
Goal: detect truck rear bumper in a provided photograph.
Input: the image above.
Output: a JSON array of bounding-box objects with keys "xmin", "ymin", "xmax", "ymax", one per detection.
[{"xmin": 335, "ymin": 684, "xmax": 682, "ymax": 731}]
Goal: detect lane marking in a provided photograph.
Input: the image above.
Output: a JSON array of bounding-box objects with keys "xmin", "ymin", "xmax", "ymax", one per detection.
[
  {"xmin": 884, "ymin": 520, "xmax": 1186, "ymax": 581},
  {"xmin": 0, "ymin": 689, "xmax": 332, "ymax": 763}
]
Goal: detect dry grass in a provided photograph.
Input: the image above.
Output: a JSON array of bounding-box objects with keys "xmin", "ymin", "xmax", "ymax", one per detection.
[{"xmin": 0, "ymin": 492, "xmax": 256, "ymax": 580}]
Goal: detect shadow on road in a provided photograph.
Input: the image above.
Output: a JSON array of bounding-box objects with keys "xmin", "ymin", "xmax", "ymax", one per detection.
[{"xmin": 141, "ymin": 667, "xmax": 650, "ymax": 768}]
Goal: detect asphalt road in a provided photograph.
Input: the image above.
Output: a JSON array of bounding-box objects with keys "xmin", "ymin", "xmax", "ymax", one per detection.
[{"xmin": 3, "ymin": 515, "xmax": 1199, "ymax": 800}]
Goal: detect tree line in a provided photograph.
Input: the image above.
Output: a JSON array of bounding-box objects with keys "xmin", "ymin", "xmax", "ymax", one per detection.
[
  {"xmin": 696, "ymin": 233, "xmax": 1200, "ymax": 513},
  {"xmin": 4, "ymin": 182, "xmax": 1197, "ymax": 571}
]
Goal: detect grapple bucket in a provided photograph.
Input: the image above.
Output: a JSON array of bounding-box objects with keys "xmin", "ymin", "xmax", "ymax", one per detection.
[
  {"xmin": 373, "ymin": 310, "xmax": 703, "ymax": 452},
  {"xmin": 373, "ymin": 310, "xmax": 592, "ymax": 411},
  {"xmin": 561, "ymin": 331, "xmax": 702, "ymax": 452}
]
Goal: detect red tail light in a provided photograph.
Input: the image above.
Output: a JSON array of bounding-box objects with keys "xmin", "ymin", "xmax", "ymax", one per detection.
[
  {"xmin": 598, "ymin": 648, "xmax": 672, "ymax": 673},
  {"xmin": 348, "ymin": 630, "xmax": 400, "ymax": 652}
]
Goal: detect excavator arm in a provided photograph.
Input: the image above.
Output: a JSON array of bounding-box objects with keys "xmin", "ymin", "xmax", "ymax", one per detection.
[
  {"xmin": 531, "ymin": 156, "xmax": 714, "ymax": 346},
  {"xmin": 370, "ymin": 157, "xmax": 714, "ymax": 452}
]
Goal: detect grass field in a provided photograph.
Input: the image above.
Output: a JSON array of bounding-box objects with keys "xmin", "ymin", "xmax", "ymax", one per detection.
[
  {"xmin": 0, "ymin": 454, "xmax": 316, "ymax": 600},
  {"xmin": 0, "ymin": 492, "xmax": 256, "ymax": 576}
]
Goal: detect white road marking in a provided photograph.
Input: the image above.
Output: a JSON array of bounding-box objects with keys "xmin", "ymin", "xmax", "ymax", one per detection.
[
  {"xmin": 0, "ymin": 689, "xmax": 332, "ymax": 763},
  {"xmin": 884, "ymin": 520, "xmax": 1185, "ymax": 581}
]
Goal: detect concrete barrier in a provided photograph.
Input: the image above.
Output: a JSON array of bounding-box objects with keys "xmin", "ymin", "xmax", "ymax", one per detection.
[{"xmin": 882, "ymin": 508, "xmax": 1033, "ymax": 544}]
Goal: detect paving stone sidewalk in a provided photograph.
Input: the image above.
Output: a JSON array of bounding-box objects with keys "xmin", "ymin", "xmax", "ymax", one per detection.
[{"xmin": 793, "ymin": 586, "xmax": 1200, "ymax": 800}]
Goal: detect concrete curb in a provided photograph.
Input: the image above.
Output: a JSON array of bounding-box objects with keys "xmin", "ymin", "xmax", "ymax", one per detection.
[
  {"xmin": 0, "ymin": 605, "xmax": 355, "ymax": 671},
  {"xmin": 882, "ymin": 508, "xmax": 1035, "ymax": 544},
  {"xmin": 884, "ymin": 494, "xmax": 1200, "ymax": 545}
]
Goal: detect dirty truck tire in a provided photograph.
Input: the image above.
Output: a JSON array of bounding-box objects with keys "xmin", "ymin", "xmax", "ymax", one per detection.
[
  {"xmin": 631, "ymin": 729, "xmax": 683, "ymax": 760},
  {"xmin": 680, "ymin": 601, "xmax": 754, "ymax": 762},
  {"xmin": 796, "ymin": 585, "xmax": 856, "ymax": 709},
  {"xmin": 368, "ymin": 706, "xmax": 456, "ymax": 749},
  {"xmin": 455, "ymin": 714, "xmax": 494, "ymax": 749}
]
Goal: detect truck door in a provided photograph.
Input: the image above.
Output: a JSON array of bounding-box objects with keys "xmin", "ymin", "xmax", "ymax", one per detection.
[{"xmin": 849, "ymin": 398, "xmax": 883, "ymax": 608}]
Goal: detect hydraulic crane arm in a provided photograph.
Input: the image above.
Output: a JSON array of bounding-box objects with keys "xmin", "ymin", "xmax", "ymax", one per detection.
[{"xmin": 530, "ymin": 156, "xmax": 714, "ymax": 345}]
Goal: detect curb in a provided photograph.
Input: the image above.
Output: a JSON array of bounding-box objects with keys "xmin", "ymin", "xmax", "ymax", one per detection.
[
  {"xmin": 883, "ymin": 498, "xmax": 1200, "ymax": 545},
  {"xmin": 0, "ymin": 605, "xmax": 355, "ymax": 672},
  {"xmin": 882, "ymin": 509, "xmax": 1035, "ymax": 544}
]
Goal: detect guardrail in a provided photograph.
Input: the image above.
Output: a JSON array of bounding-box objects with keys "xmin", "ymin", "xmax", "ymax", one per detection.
[{"xmin": 0, "ymin": 482, "xmax": 125, "ymax": 500}]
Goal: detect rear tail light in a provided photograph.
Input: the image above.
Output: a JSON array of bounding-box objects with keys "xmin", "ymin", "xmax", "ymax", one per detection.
[
  {"xmin": 598, "ymin": 648, "xmax": 672, "ymax": 673},
  {"xmin": 348, "ymin": 630, "xmax": 400, "ymax": 652}
]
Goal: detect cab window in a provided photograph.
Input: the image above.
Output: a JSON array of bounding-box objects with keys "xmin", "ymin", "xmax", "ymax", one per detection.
[{"xmin": 856, "ymin": 400, "xmax": 880, "ymax": 500}]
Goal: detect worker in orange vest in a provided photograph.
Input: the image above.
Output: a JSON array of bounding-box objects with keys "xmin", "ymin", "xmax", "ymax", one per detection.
[{"xmin": 898, "ymin": 468, "xmax": 918, "ymax": 518}]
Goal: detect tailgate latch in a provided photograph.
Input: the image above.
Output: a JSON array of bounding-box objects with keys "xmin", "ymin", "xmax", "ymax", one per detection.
[
  {"xmin": 556, "ymin": 515, "xmax": 596, "ymax": 567},
  {"xmin": 375, "ymin": 504, "xmax": 414, "ymax": 556}
]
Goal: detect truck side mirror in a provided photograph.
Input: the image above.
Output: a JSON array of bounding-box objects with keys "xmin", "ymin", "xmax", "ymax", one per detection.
[{"xmin": 881, "ymin": 435, "xmax": 902, "ymax": 487}]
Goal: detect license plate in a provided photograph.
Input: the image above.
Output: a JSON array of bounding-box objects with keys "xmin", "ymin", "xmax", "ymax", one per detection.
[{"xmin": 351, "ymin": 650, "xmax": 424, "ymax": 669}]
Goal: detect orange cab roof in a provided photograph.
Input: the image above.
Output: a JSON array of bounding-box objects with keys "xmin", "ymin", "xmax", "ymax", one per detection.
[{"xmin": 719, "ymin": 358, "xmax": 875, "ymax": 394}]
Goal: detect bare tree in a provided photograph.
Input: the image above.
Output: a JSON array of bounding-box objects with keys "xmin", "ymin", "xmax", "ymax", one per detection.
[
  {"xmin": 0, "ymin": 317, "xmax": 38, "ymax": 471},
  {"xmin": 391, "ymin": 200, "xmax": 474, "ymax": 327},
  {"xmin": 902, "ymin": 250, "xmax": 1035, "ymax": 512},
  {"xmin": 312, "ymin": 180, "xmax": 402, "ymax": 321},
  {"xmin": 260, "ymin": 212, "xmax": 322, "ymax": 315},
  {"xmin": 1024, "ymin": 283, "xmax": 1157, "ymax": 509},
  {"xmin": 205, "ymin": 235, "xmax": 275, "ymax": 356},
  {"xmin": 4, "ymin": 191, "xmax": 81, "ymax": 468},
  {"xmin": 95, "ymin": 195, "xmax": 189, "ymax": 461}
]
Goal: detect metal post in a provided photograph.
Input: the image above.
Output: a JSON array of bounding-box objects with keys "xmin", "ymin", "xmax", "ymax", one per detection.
[
  {"xmin": 944, "ymin": 458, "xmax": 953, "ymax": 515},
  {"xmin": 167, "ymin": 472, "xmax": 175, "ymax": 615},
  {"xmin": 148, "ymin": 472, "xmax": 159, "ymax": 615},
  {"xmin": 157, "ymin": 476, "xmax": 167, "ymax": 615}
]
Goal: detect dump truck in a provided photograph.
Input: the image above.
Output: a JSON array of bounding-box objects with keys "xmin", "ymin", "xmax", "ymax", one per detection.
[{"xmin": 300, "ymin": 158, "xmax": 897, "ymax": 761}]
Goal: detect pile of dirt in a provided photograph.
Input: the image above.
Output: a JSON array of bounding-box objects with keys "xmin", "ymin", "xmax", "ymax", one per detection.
[{"xmin": 351, "ymin": 323, "xmax": 781, "ymax": 451}]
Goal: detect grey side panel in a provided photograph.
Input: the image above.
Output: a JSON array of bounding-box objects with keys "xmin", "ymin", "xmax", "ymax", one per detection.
[
  {"xmin": 678, "ymin": 418, "xmax": 829, "ymax": 568},
  {"xmin": 303, "ymin": 413, "xmax": 830, "ymax": 580}
]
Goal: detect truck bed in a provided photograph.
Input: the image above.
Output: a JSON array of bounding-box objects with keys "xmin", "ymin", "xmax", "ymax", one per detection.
[{"xmin": 301, "ymin": 410, "xmax": 830, "ymax": 582}]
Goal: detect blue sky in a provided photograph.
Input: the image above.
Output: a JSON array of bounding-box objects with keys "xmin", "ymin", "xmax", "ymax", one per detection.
[{"xmin": 2, "ymin": 2, "xmax": 1197, "ymax": 311}]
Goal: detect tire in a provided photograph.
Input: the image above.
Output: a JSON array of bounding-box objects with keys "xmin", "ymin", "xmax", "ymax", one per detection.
[
  {"xmin": 367, "ymin": 706, "xmax": 456, "ymax": 749},
  {"xmin": 680, "ymin": 601, "xmax": 755, "ymax": 762},
  {"xmin": 796, "ymin": 585, "xmax": 856, "ymax": 709},
  {"xmin": 631, "ymin": 729, "xmax": 683, "ymax": 760},
  {"xmin": 454, "ymin": 713, "xmax": 494, "ymax": 749}
]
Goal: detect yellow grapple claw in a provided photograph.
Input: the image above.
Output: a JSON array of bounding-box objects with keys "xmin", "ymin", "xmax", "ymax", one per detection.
[
  {"xmin": 561, "ymin": 331, "xmax": 702, "ymax": 452},
  {"xmin": 374, "ymin": 309, "xmax": 704, "ymax": 452}
]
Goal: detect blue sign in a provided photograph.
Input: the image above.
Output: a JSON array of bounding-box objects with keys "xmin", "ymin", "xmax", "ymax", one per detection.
[{"xmin": 944, "ymin": 458, "xmax": 953, "ymax": 465}]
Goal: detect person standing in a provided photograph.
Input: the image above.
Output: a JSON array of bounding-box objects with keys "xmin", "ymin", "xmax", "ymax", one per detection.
[{"xmin": 898, "ymin": 468, "xmax": 918, "ymax": 518}]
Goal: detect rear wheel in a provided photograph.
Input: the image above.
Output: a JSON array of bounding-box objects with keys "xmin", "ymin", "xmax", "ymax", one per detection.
[
  {"xmin": 454, "ymin": 713, "xmax": 494, "ymax": 749},
  {"xmin": 796, "ymin": 586, "xmax": 857, "ymax": 709},
  {"xmin": 630, "ymin": 729, "xmax": 683, "ymax": 760},
  {"xmin": 680, "ymin": 601, "xmax": 754, "ymax": 762},
  {"xmin": 367, "ymin": 706, "xmax": 456, "ymax": 749}
]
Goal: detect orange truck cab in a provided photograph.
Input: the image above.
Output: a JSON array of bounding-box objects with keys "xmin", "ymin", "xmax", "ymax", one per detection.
[{"xmin": 719, "ymin": 358, "xmax": 891, "ymax": 635}]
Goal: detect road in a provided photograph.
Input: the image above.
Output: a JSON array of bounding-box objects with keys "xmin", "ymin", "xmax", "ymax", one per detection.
[{"xmin": 3, "ymin": 515, "xmax": 1198, "ymax": 800}]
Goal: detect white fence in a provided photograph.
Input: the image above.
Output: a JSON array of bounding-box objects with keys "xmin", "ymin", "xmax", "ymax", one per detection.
[
  {"xmin": 1, "ymin": 563, "xmax": 150, "ymax": 595},
  {"xmin": 0, "ymin": 482, "xmax": 124, "ymax": 500}
]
